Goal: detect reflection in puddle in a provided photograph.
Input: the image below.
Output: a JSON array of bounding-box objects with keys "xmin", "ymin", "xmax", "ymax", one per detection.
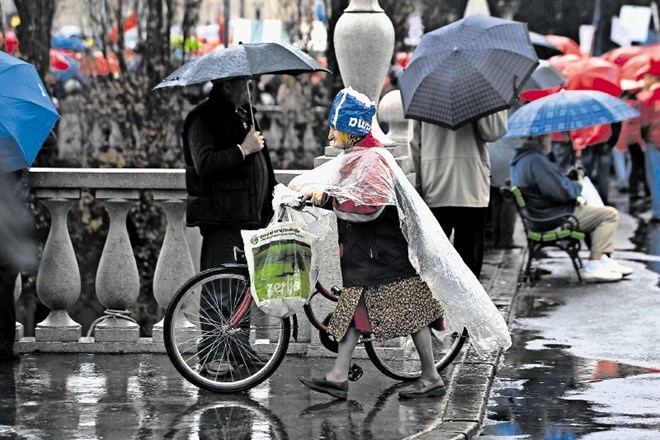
[
  {"xmin": 589, "ymin": 360, "xmax": 660, "ymax": 382},
  {"xmin": 482, "ymin": 219, "xmax": 660, "ymax": 439},
  {"xmin": 482, "ymin": 328, "xmax": 611, "ymax": 438},
  {"xmin": 482, "ymin": 298, "xmax": 660, "ymax": 439}
]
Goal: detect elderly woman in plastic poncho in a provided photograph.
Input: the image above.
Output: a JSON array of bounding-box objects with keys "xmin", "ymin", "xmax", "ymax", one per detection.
[
  {"xmin": 288, "ymin": 87, "xmax": 512, "ymax": 401},
  {"xmin": 294, "ymin": 87, "xmax": 445, "ymax": 400},
  {"xmin": 289, "ymin": 87, "xmax": 511, "ymax": 399}
]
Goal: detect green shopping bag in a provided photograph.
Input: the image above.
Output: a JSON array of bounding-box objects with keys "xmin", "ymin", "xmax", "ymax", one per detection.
[{"xmin": 241, "ymin": 212, "xmax": 319, "ymax": 318}]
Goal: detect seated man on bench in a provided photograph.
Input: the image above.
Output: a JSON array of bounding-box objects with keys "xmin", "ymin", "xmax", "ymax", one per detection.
[{"xmin": 509, "ymin": 133, "xmax": 633, "ymax": 283}]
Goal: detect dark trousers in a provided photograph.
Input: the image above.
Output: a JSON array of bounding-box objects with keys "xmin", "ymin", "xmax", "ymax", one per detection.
[
  {"xmin": 198, "ymin": 227, "xmax": 251, "ymax": 362},
  {"xmin": 430, "ymin": 206, "xmax": 487, "ymax": 278},
  {"xmin": 0, "ymin": 264, "xmax": 18, "ymax": 360},
  {"xmin": 488, "ymin": 186, "xmax": 517, "ymax": 248},
  {"xmin": 581, "ymin": 143, "xmax": 613, "ymax": 205},
  {"xmin": 629, "ymin": 143, "xmax": 649, "ymax": 197}
]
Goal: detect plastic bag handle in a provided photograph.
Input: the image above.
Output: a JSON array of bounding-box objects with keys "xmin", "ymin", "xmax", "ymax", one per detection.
[{"xmin": 276, "ymin": 205, "xmax": 293, "ymax": 223}]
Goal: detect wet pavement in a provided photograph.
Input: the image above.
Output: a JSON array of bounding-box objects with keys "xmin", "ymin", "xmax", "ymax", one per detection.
[
  {"xmin": 0, "ymin": 353, "xmax": 453, "ymax": 439},
  {"xmin": 480, "ymin": 190, "xmax": 660, "ymax": 439},
  {"xmin": 0, "ymin": 243, "xmax": 521, "ymax": 440}
]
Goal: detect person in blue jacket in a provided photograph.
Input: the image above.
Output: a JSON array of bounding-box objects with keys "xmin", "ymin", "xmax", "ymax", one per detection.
[{"xmin": 509, "ymin": 133, "xmax": 633, "ymax": 283}]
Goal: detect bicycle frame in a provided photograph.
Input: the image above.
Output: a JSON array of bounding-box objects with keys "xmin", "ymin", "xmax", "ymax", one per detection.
[{"xmin": 227, "ymin": 278, "xmax": 338, "ymax": 333}]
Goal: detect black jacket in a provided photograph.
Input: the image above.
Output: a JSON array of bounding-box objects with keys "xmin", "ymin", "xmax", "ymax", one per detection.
[
  {"xmin": 182, "ymin": 87, "xmax": 276, "ymax": 229},
  {"xmin": 332, "ymin": 203, "xmax": 416, "ymax": 288}
]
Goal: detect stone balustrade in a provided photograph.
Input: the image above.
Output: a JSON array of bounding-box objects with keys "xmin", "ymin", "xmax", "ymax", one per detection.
[{"xmin": 15, "ymin": 167, "xmax": 322, "ymax": 353}]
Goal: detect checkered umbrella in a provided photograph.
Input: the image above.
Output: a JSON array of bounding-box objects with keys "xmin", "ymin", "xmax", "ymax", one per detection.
[
  {"xmin": 399, "ymin": 15, "xmax": 538, "ymax": 130},
  {"xmin": 504, "ymin": 90, "xmax": 639, "ymax": 138}
]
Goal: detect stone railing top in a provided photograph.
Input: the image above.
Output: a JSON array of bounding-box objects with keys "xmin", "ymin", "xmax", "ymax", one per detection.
[
  {"xmin": 28, "ymin": 167, "xmax": 302, "ymax": 189},
  {"xmin": 29, "ymin": 167, "xmax": 186, "ymax": 190}
]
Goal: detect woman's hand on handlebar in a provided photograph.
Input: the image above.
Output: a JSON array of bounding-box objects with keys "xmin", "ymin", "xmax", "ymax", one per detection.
[{"xmin": 301, "ymin": 189, "xmax": 327, "ymax": 206}]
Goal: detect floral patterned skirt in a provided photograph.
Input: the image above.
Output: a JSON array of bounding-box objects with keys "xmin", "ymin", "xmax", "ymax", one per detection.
[{"xmin": 326, "ymin": 276, "xmax": 443, "ymax": 343}]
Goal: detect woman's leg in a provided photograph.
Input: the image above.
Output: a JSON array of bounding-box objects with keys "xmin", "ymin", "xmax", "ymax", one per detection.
[
  {"xmin": 326, "ymin": 326, "xmax": 361, "ymax": 382},
  {"xmin": 410, "ymin": 326, "xmax": 441, "ymax": 383}
]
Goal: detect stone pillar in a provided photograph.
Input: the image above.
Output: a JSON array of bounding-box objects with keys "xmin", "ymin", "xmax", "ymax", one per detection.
[
  {"xmin": 333, "ymin": 0, "xmax": 395, "ymax": 146},
  {"xmin": 150, "ymin": 190, "xmax": 196, "ymax": 343},
  {"xmin": 93, "ymin": 189, "xmax": 141, "ymax": 342},
  {"xmin": 35, "ymin": 189, "xmax": 82, "ymax": 341}
]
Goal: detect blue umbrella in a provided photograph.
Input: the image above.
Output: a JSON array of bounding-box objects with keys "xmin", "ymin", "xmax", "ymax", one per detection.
[
  {"xmin": 0, "ymin": 51, "xmax": 60, "ymax": 173},
  {"xmin": 505, "ymin": 90, "xmax": 639, "ymax": 138}
]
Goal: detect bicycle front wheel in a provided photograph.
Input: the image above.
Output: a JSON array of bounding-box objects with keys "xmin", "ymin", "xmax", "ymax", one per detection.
[
  {"xmin": 365, "ymin": 328, "xmax": 467, "ymax": 381},
  {"xmin": 164, "ymin": 267, "xmax": 291, "ymax": 393}
]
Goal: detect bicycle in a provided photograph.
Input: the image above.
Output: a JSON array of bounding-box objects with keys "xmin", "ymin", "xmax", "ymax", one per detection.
[{"xmin": 164, "ymin": 201, "xmax": 467, "ymax": 393}]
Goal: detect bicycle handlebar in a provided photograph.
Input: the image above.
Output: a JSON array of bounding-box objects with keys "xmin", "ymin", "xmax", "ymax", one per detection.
[{"xmin": 280, "ymin": 199, "xmax": 314, "ymax": 211}]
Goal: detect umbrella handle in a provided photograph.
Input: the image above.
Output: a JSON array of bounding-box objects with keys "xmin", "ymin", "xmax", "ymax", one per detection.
[{"xmin": 245, "ymin": 78, "xmax": 256, "ymax": 130}]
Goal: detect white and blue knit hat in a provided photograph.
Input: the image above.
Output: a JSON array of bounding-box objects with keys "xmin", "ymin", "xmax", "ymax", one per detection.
[{"xmin": 327, "ymin": 87, "xmax": 376, "ymax": 136}]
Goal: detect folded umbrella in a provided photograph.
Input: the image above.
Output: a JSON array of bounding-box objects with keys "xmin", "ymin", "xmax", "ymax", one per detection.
[
  {"xmin": 399, "ymin": 15, "xmax": 538, "ymax": 130},
  {"xmin": 0, "ymin": 51, "xmax": 60, "ymax": 173},
  {"xmin": 505, "ymin": 89, "xmax": 639, "ymax": 138}
]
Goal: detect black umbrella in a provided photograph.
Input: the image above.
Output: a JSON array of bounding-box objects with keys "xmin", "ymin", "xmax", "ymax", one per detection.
[
  {"xmin": 153, "ymin": 42, "xmax": 330, "ymax": 89},
  {"xmin": 529, "ymin": 31, "xmax": 563, "ymax": 60},
  {"xmin": 399, "ymin": 15, "xmax": 538, "ymax": 130},
  {"xmin": 521, "ymin": 60, "xmax": 567, "ymax": 91}
]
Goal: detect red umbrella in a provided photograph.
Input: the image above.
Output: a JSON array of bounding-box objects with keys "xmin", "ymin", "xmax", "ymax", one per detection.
[
  {"xmin": 547, "ymin": 53, "xmax": 583, "ymax": 72},
  {"xmin": 0, "ymin": 28, "xmax": 19, "ymax": 54},
  {"xmin": 49, "ymin": 49, "xmax": 70, "ymax": 71},
  {"xmin": 601, "ymin": 45, "xmax": 647, "ymax": 66},
  {"xmin": 621, "ymin": 50, "xmax": 660, "ymax": 80},
  {"xmin": 549, "ymin": 56, "xmax": 622, "ymax": 97},
  {"xmin": 545, "ymin": 34, "xmax": 582, "ymax": 56},
  {"xmin": 637, "ymin": 83, "xmax": 660, "ymax": 107},
  {"xmin": 80, "ymin": 50, "xmax": 120, "ymax": 76}
]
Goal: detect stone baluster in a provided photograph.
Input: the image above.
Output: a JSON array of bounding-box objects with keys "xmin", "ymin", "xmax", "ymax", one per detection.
[
  {"xmin": 93, "ymin": 189, "xmax": 141, "ymax": 342},
  {"xmin": 150, "ymin": 190, "xmax": 195, "ymax": 343},
  {"xmin": 14, "ymin": 274, "xmax": 23, "ymax": 341},
  {"xmin": 35, "ymin": 189, "xmax": 82, "ymax": 341}
]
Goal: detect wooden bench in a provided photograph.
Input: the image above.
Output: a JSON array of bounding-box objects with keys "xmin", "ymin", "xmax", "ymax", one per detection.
[{"xmin": 504, "ymin": 185, "xmax": 586, "ymax": 283}]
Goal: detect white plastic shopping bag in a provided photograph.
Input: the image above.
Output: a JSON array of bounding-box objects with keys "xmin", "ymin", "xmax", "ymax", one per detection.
[
  {"xmin": 241, "ymin": 208, "xmax": 319, "ymax": 318},
  {"xmin": 581, "ymin": 176, "xmax": 604, "ymax": 206}
]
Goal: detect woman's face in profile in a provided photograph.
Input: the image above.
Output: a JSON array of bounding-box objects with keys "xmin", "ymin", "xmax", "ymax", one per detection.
[{"xmin": 328, "ymin": 126, "xmax": 346, "ymax": 150}]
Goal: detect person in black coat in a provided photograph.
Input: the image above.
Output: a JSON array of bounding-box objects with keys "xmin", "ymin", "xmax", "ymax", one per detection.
[{"xmin": 182, "ymin": 77, "xmax": 276, "ymax": 376}]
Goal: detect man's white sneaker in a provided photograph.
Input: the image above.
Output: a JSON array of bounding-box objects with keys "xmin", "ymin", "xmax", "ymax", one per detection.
[
  {"xmin": 600, "ymin": 258, "xmax": 634, "ymax": 276},
  {"xmin": 580, "ymin": 265, "xmax": 623, "ymax": 283}
]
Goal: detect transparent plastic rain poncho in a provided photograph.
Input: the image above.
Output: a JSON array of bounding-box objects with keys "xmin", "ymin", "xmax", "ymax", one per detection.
[{"xmin": 274, "ymin": 146, "xmax": 512, "ymax": 357}]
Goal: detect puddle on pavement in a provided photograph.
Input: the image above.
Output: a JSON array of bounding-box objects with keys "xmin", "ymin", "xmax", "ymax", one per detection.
[
  {"xmin": 481, "ymin": 222, "xmax": 660, "ymax": 439},
  {"xmin": 481, "ymin": 320, "xmax": 660, "ymax": 439}
]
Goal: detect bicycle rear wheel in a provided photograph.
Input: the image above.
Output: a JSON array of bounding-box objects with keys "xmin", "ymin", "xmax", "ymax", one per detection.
[
  {"xmin": 364, "ymin": 328, "xmax": 467, "ymax": 381},
  {"xmin": 164, "ymin": 267, "xmax": 291, "ymax": 393}
]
